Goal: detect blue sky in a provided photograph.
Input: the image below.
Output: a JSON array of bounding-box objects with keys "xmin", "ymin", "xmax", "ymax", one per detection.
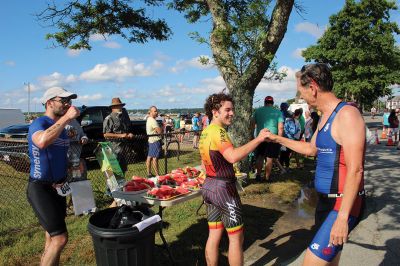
[{"xmin": 1, "ymin": 0, "xmax": 399, "ymax": 112}]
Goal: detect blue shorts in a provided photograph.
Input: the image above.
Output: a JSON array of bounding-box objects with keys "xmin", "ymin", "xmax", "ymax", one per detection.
[
  {"xmin": 148, "ymin": 141, "xmax": 162, "ymax": 158},
  {"xmin": 309, "ymin": 210, "xmax": 358, "ymax": 262}
]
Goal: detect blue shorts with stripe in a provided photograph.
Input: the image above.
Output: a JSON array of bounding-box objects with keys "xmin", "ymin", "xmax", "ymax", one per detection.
[{"xmin": 309, "ymin": 210, "xmax": 358, "ymax": 262}]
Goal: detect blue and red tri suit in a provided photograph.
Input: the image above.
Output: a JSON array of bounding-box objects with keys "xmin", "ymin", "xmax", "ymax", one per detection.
[{"xmin": 309, "ymin": 102, "xmax": 365, "ymax": 262}]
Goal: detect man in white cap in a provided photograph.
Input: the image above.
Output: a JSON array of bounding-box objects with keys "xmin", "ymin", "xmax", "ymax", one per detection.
[{"xmin": 27, "ymin": 86, "xmax": 80, "ymax": 265}]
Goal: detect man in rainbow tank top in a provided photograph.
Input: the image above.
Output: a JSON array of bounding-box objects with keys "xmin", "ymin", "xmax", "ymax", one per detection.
[{"xmin": 265, "ymin": 63, "xmax": 365, "ymax": 265}]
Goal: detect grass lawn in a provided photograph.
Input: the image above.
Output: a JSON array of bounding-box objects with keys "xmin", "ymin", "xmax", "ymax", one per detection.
[{"xmin": 0, "ymin": 146, "xmax": 315, "ymax": 265}]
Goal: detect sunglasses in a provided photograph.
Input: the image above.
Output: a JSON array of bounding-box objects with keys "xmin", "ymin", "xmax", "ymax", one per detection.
[{"xmin": 52, "ymin": 98, "xmax": 72, "ymax": 105}]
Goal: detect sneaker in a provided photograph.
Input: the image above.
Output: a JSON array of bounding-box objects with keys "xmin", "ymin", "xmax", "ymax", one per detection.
[{"xmin": 255, "ymin": 174, "xmax": 262, "ymax": 182}]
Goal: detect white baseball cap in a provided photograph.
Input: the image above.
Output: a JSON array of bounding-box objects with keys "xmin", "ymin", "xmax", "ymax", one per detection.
[{"xmin": 41, "ymin": 87, "xmax": 77, "ymax": 104}]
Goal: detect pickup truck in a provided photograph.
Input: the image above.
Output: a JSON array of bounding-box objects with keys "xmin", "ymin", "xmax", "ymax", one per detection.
[
  {"xmin": 0, "ymin": 106, "xmax": 157, "ymax": 172},
  {"xmin": 77, "ymin": 105, "xmax": 151, "ymax": 160}
]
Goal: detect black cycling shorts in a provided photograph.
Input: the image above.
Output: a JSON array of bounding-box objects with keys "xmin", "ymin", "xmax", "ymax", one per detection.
[
  {"xmin": 201, "ymin": 178, "xmax": 243, "ymax": 234},
  {"xmin": 27, "ymin": 181, "xmax": 67, "ymax": 236},
  {"xmin": 255, "ymin": 142, "xmax": 281, "ymax": 159}
]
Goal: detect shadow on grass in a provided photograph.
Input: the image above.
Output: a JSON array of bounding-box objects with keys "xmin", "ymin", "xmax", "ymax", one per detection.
[{"xmin": 154, "ymin": 204, "xmax": 283, "ymax": 266}]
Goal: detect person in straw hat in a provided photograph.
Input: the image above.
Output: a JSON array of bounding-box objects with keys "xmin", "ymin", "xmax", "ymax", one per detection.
[{"xmin": 103, "ymin": 97, "xmax": 133, "ymax": 174}]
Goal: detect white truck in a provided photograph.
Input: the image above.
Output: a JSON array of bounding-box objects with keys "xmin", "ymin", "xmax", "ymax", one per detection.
[
  {"xmin": 0, "ymin": 108, "xmax": 25, "ymax": 129},
  {"xmin": 288, "ymin": 103, "xmax": 310, "ymax": 118}
]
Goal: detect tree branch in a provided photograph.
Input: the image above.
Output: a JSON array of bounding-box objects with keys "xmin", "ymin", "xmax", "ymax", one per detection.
[
  {"xmin": 243, "ymin": 0, "xmax": 294, "ymax": 90},
  {"xmin": 206, "ymin": 0, "xmax": 240, "ymax": 88}
]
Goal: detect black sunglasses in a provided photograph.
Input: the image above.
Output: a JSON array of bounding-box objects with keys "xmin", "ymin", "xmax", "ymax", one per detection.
[{"xmin": 52, "ymin": 98, "xmax": 72, "ymax": 105}]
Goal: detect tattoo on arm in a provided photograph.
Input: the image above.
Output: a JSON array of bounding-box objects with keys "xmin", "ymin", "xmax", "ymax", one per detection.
[{"xmin": 46, "ymin": 123, "xmax": 61, "ymax": 134}]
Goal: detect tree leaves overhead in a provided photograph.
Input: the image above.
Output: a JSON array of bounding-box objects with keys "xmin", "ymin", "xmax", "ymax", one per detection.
[
  {"xmin": 303, "ymin": 0, "xmax": 400, "ymax": 106},
  {"xmin": 38, "ymin": 0, "xmax": 172, "ymax": 49},
  {"xmin": 171, "ymin": 0, "xmax": 273, "ymax": 75}
]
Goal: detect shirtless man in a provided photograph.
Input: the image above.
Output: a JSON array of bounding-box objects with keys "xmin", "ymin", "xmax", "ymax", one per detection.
[{"xmin": 265, "ymin": 63, "xmax": 365, "ymax": 265}]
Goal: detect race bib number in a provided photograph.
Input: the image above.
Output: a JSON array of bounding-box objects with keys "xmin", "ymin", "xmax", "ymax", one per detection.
[{"xmin": 56, "ymin": 182, "xmax": 72, "ymax": 196}]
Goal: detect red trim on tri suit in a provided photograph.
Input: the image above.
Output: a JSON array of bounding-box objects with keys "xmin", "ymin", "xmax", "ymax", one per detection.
[{"xmin": 333, "ymin": 147, "xmax": 364, "ymax": 217}]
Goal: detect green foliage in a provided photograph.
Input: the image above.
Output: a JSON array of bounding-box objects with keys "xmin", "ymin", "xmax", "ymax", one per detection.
[
  {"xmin": 173, "ymin": 0, "xmax": 281, "ymax": 76},
  {"xmin": 38, "ymin": 0, "xmax": 172, "ymax": 49},
  {"xmin": 287, "ymin": 98, "xmax": 296, "ymax": 104},
  {"xmin": 303, "ymin": 0, "xmax": 400, "ymax": 106}
]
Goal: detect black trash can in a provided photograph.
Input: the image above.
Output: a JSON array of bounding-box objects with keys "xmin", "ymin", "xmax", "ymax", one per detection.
[{"xmin": 88, "ymin": 206, "xmax": 159, "ymax": 266}]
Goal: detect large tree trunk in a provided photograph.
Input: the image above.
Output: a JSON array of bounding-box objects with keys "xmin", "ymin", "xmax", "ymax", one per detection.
[
  {"xmin": 206, "ymin": 0, "xmax": 294, "ymax": 171},
  {"xmin": 230, "ymin": 86, "xmax": 254, "ymax": 147},
  {"xmin": 229, "ymin": 86, "xmax": 254, "ymax": 171}
]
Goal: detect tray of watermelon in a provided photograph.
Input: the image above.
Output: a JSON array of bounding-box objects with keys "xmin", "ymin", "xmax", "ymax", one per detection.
[
  {"xmin": 121, "ymin": 176, "xmax": 156, "ymax": 195},
  {"xmin": 155, "ymin": 166, "xmax": 205, "ymax": 189},
  {"xmin": 144, "ymin": 185, "xmax": 191, "ymax": 201}
]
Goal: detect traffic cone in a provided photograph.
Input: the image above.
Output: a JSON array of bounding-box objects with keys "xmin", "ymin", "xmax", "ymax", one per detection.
[
  {"xmin": 381, "ymin": 130, "xmax": 387, "ymax": 139},
  {"xmin": 375, "ymin": 129, "xmax": 380, "ymax": 144},
  {"xmin": 386, "ymin": 131, "xmax": 395, "ymax": 146}
]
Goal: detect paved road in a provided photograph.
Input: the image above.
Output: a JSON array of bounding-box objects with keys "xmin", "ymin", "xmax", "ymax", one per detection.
[{"xmin": 286, "ymin": 116, "xmax": 400, "ymax": 265}]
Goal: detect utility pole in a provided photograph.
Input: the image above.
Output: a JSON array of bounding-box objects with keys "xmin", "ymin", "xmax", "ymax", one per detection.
[{"xmin": 24, "ymin": 82, "xmax": 30, "ymax": 117}]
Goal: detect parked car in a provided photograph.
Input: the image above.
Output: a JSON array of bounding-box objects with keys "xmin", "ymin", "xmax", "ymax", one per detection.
[
  {"xmin": 0, "ymin": 124, "xmax": 30, "ymax": 139},
  {"xmin": 77, "ymin": 105, "xmax": 150, "ymax": 161}
]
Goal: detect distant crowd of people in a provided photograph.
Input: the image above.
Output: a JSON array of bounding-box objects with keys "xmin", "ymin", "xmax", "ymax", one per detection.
[{"xmin": 251, "ymin": 96, "xmax": 320, "ymax": 182}]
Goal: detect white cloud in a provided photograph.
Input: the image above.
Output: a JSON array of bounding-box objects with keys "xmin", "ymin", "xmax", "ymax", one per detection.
[
  {"xmin": 4, "ymin": 60, "xmax": 16, "ymax": 66},
  {"xmin": 89, "ymin": 34, "xmax": 121, "ymax": 49},
  {"xmin": 292, "ymin": 48, "xmax": 306, "ymax": 59},
  {"xmin": 295, "ymin": 22, "xmax": 325, "ymax": 38},
  {"xmin": 103, "ymin": 41, "xmax": 121, "ymax": 49},
  {"xmin": 152, "ymin": 60, "xmax": 164, "ymax": 69},
  {"xmin": 154, "ymin": 51, "xmax": 171, "ymax": 62},
  {"xmin": 38, "ymin": 72, "xmax": 78, "ymax": 88},
  {"xmin": 80, "ymin": 57, "xmax": 154, "ymax": 82},
  {"xmin": 254, "ymin": 66, "xmax": 298, "ymax": 106},
  {"xmin": 89, "ymin": 33, "xmax": 109, "ymax": 41},
  {"xmin": 23, "ymin": 83, "xmax": 40, "ymax": 93},
  {"xmin": 170, "ymin": 55, "xmax": 215, "ymax": 73},
  {"xmin": 119, "ymin": 89, "xmax": 137, "ymax": 99},
  {"xmin": 67, "ymin": 48, "xmax": 83, "ymax": 57},
  {"xmin": 32, "ymin": 97, "xmax": 42, "ymax": 104},
  {"xmin": 78, "ymin": 93, "xmax": 104, "ymax": 102},
  {"xmin": 156, "ymin": 86, "xmax": 175, "ymax": 97}
]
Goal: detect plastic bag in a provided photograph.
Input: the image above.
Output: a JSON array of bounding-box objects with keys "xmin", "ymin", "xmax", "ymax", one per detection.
[{"xmin": 108, "ymin": 205, "xmax": 144, "ymax": 229}]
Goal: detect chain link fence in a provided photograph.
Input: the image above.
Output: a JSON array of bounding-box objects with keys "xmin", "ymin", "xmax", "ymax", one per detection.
[{"xmin": 0, "ymin": 130, "xmax": 201, "ymax": 234}]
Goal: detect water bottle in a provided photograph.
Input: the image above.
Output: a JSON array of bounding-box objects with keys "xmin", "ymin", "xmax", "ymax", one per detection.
[{"xmin": 71, "ymin": 153, "xmax": 81, "ymax": 179}]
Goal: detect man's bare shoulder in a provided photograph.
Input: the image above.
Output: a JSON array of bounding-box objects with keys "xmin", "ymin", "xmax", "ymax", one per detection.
[
  {"xmin": 333, "ymin": 105, "xmax": 365, "ymax": 145},
  {"xmin": 337, "ymin": 105, "xmax": 364, "ymax": 124}
]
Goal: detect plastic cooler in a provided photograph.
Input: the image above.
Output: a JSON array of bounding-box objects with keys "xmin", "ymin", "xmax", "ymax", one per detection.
[{"xmin": 88, "ymin": 207, "xmax": 159, "ymax": 266}]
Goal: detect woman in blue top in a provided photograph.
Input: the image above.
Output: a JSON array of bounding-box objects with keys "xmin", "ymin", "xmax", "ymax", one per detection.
[{"xmin": 279, "ymin": 111, "xmax": 300, "ymax": 169}]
